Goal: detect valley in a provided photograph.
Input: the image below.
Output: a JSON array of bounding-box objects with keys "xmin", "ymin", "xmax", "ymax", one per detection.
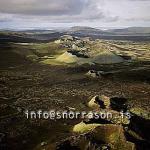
[{"xmin": 0, "ymin": 28, "xmax": 150, "ymax": 150}]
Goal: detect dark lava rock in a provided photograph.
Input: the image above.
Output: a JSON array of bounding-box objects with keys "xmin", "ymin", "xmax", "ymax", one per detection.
[{"xmin": 110, "ymin": 97, "xmax": 128, "ymax": 112}]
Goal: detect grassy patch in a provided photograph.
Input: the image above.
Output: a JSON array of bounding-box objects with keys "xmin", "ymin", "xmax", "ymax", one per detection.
[{"xmin": 29, "ymin": 42, "xmax": 67, "ymax": 56}]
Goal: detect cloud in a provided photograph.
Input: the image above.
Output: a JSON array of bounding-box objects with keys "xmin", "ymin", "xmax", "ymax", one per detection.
[
  {"xmin": 0, "ymin": 0, "xmax": 149, "ymax": 29},
  {"xmin": 0, "ymin": 0, "xmax": 112, "ymax": 22},
  {"xmin": 0, "ymin": 0, "xmax": 84, "ymax": 15}
]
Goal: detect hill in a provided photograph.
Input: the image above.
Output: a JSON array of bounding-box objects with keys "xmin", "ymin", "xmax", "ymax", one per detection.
[
  {"xmin": 107, "ymin": 27, "xmax": 150, "ymax": 35},
  {"xmin": 66, "ymin": 26, "xmax": 107, "ymax": 36}
]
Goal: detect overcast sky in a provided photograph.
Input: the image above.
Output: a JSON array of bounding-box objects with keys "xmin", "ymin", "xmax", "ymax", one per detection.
[{"xmin": 0, "ymin": 0, "xmax": 150, "ymax": 30}]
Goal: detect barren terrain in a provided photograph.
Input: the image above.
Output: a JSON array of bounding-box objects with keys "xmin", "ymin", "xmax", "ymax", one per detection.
[{"xmin": 0, "ymin": 33, "xmax": 150, "ymax": 150}]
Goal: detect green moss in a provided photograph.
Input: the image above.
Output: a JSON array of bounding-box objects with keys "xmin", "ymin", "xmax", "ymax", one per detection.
[
  {"xmin": 30, "ymin": 42, "xmax": 67, "ymax": 56},
  {"xmin": 72, "ymin": 121, "xmax": 101, "ymax": 134},
  {"xmin": 27, "ymin": 55, "xmax": 38, "ymax": 62},
  {"xmin": 130, "ymin": 107, "xmax": 150, "ymax": 120}
]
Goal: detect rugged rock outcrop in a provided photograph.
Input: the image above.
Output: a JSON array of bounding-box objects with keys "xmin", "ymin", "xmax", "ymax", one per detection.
[
  {"xmin": 56, "ymin": 94, "xmax": 150, "ymax": 150},
  {"xmin": 55, "ymin": 35, "xmax": 124, "ymax": 65}
]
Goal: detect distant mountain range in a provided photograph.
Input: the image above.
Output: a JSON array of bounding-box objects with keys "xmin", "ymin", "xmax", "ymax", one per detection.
[
  {"xmin": 66, "ymin": 26, "xmax": 106, "ymax": 35},
  {"xmin": 106, "ymin": 27, "xmax": 150, "ymax": 35},
  {"xmin": 66, "ymin": 26, "xmax": 150, "ymax": 36},
  {"xmin": 0, "ymin": 26, "xmax": 150, "ymax": 42},
  {"xmin": 1, "ymin": 26, "xmax": 150, "ymax": 36}
]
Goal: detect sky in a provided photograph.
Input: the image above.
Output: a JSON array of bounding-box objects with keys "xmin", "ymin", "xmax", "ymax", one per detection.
[{"xmin": 0, "ymin": 0, "xmax": 150, "ymax": 30}]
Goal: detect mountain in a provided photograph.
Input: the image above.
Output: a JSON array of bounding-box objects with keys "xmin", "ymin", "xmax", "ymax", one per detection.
[
  {"xmin": 106, "ymin": 27, "xmax": 150, "ymax": 35},
  {"xmin": 66, "ymin": 26, "xmax": 107, "ymax": 35},
  {"xmin": 1, "ymin": 26, "xmax": 150, "ymax": 43},
  {"xmin": 65, "ymin": 26, "xmax": 150, "ymax": 37},
  {"xmin": 69, "ymin": 26, "xmax": 101, "ymax": 32}
]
